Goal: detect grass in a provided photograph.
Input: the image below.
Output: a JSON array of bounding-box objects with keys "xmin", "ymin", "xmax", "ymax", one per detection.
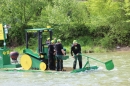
[
  {"xmin": 93, "ymin": 46, "xmax": 107, "ymax": 53},
  {"xmin": 65, "ymin": 45, "xmax": 107, "ymax": 54},
  {"xmin": 10, "ymin": 45, "xmax": 108, "ymax": 55}
]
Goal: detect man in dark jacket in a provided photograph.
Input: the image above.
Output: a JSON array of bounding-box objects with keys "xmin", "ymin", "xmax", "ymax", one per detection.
[
  {"xmin": 48, "ymin": 40, "xmax": 55, "ymax": 70},
  {"xmin": 55, "ymin": 39, "xmax": 65, "ymax": 71},
  {"xmin": 71, "ymin": 40, "xmax": 82, "ymax": 69},
  {"xmin": 46, "ymin": 38, "xmax": 50, "ymax": 45}
]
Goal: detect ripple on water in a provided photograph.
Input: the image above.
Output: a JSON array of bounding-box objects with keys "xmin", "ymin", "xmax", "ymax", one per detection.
[{"xmin": 0, "ymin": 52, "xmax": 130, "ymax": 86}]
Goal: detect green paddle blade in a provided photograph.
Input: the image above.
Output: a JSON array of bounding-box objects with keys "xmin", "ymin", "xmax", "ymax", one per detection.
[{"xmin": 105, "ymin": 60, "xmax": 114, "ymax": 70}]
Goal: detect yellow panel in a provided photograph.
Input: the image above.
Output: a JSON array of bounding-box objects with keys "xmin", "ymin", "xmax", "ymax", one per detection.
[
  {"xmin": 47, "ymin": 26, "xmax": 51, "ymax": 28},
  {"xmin": 39, "ymin": 62, "xmax": 46, "ymax": 71},
  {"xmin": 7, "ymin": 51, "xmax": 10, "ymax": 54},
  {"xmin": 20, "ymin": 54, "xmax": 32, "ymax": 70},
  {"xmin": 44, "ymin": 30, "xmax": 48, "ymax": 32},
  {"xmin": 0, "ymin": 24, "xmax": 4, "ymax": 40},
  {"xmin": 3, "ymin": 51, "xmax": 6, "ymax": 55}
]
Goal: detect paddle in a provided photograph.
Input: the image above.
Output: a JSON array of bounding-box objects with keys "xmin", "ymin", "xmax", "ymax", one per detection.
[{"xmin": 82, "ymin": 55, "xmax": 114, "ymax": 70}]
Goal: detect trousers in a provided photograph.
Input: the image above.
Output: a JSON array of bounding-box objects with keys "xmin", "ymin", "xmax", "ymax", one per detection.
[
  {"xmin": 48, "ymin": 54, "xmax": 55, "ymax": 70},
  {"xmin": 73, "ymin": 55, "xmax": 82, "ymax": 69},
  {"xmin": 55, "ymin": 55, "xmax": 63, "ymax": 71}
]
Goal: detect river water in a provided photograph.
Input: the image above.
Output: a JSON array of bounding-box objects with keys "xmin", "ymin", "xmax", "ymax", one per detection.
[{"xmin": 0, "ymin": 51, "xmax": 130, "ymax": 86}]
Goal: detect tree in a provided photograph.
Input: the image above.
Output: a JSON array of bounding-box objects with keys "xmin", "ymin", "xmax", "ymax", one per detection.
[
  {"xmin": 86, "ymin": 0, "xmax": 130, "ymax": 47},
  {"xmin": 41, "ymin": 0, "xmax": 90, "ymax": 45},
  {"xmin": 0, "ymin": 0, "xmax": 47, "ymax": 46}
]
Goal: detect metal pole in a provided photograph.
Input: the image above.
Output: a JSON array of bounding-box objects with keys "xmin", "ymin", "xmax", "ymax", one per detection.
[
  {"xmin": 25, "ymin": 32, "xmax": 28, "ymax": 48},
  {"xmin": 49, "ymin": 30, "xmax": 52, "ymax": 44},
  {"xmin": 38, "ymin": 31, "xmax": 43, "ymax": 53}
]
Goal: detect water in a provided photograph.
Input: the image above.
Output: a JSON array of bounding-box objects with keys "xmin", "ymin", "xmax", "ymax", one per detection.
[{"xmin": 0, "ymin": 51, "xmax": 130, "ymax": 86}]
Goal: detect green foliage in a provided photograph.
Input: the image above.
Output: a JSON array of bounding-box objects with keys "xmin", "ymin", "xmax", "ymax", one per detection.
[
  {"xmin": 11, "ymin": 45, "xmax": 25, "ymax": 54},
  {"xmin": 0, "ymin": 0, "xmax": 47, "ymax": 46},
  {"xmin": 45, "ymin": 0, "xmax": 90, "ymax": 41},
  {"xmin": 93, "ymin": 46, "xmax": 107, "ymax": 53},
  {"xmin": 0, "ymin": 0, "xmax": 130, "ymax": 50},
  {"xmin": 81, "ymin": 45, "xmax": 92, "ymax": 53}
]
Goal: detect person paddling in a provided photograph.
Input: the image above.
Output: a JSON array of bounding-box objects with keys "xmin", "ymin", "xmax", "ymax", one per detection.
[{"xmin": 71, "ymin": 40, "xmax": 82, "ymax": 70}]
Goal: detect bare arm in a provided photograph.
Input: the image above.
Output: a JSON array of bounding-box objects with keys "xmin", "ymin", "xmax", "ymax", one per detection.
[{"xmin": 61, "ymin": 49, "xmax": 65, "ymax": 55}]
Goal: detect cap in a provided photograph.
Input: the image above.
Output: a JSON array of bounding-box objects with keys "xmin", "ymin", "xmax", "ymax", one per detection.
[
  {"xmin": 51, "ymin": 40, "xmax": 54, "ymax": 43},
  {"xmin": 73, "ymin": 40, "xmax": 77, "ymax": 44},
  {"xmin": 47, "ymin": 38, "xmax": 50, "ymax": 40},
  {"xmin": 57, "ymin": 39, "xmax": 61, "ymax": 42}
]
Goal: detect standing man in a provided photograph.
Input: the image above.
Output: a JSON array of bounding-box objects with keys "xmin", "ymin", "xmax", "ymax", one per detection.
[
  {"xmin": 46, "ymin": 38, "xmax": 50, "ymax": 45},
  {"xmin": 71, "ymin": 40, "xmax": 82, "ymax": 70},
  {"xmin": 48, "ymin": 40, "xmax": 55, "ymax": 70},
  {"xmin": 55, "ymin": 39, "xmax": 65, "ymax": 71}
]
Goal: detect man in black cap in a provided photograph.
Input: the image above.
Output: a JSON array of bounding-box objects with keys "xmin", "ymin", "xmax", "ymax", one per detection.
[
  {"xmin": 55, "ymin": 39, "xmax": 65, "ymax": 71},
  {"xmin": 71, "ymin": 40, "xmax": 82, "ymax": 70},
  {"xmin": 48, "ymin": 40, "xmax": 55, "ymax": 70}
]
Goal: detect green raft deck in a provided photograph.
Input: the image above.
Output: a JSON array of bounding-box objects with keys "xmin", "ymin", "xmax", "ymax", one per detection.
[
  {"xmin": 0, "ymin": 66, "xmax": 98, "ymax": 73},
  {"xmin": 0, "ymin": 54, "xmax": 114, "ymax": 73}
]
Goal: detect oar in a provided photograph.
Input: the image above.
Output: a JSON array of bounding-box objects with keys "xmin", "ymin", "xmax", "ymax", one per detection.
[{"xmin": 82, "ymin": 54, "xmax": 114, "ymax": 70}]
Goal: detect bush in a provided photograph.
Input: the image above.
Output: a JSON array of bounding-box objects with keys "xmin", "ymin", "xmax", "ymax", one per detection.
[
  {"xmin": 93, "ymin": 46, "xmax": 107, "ymax": 53},
  {"xmin": 82, "ymin": 45, "xmax": 92, "ymax": 53}
]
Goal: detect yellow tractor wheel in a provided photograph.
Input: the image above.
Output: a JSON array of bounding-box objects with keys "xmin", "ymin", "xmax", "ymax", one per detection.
[
  {"xmin": 39, "ymin": 62, "xmax": 46, "ymax": 71},
  {"xmin": 20, "ymin": 54, "xmax": 32, "ymax": 70}
]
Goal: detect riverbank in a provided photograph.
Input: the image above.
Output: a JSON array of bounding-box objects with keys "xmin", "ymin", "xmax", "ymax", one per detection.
[{"xmin": 9, "ymin": 45, "xmax": 130, "ymax": 54}]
